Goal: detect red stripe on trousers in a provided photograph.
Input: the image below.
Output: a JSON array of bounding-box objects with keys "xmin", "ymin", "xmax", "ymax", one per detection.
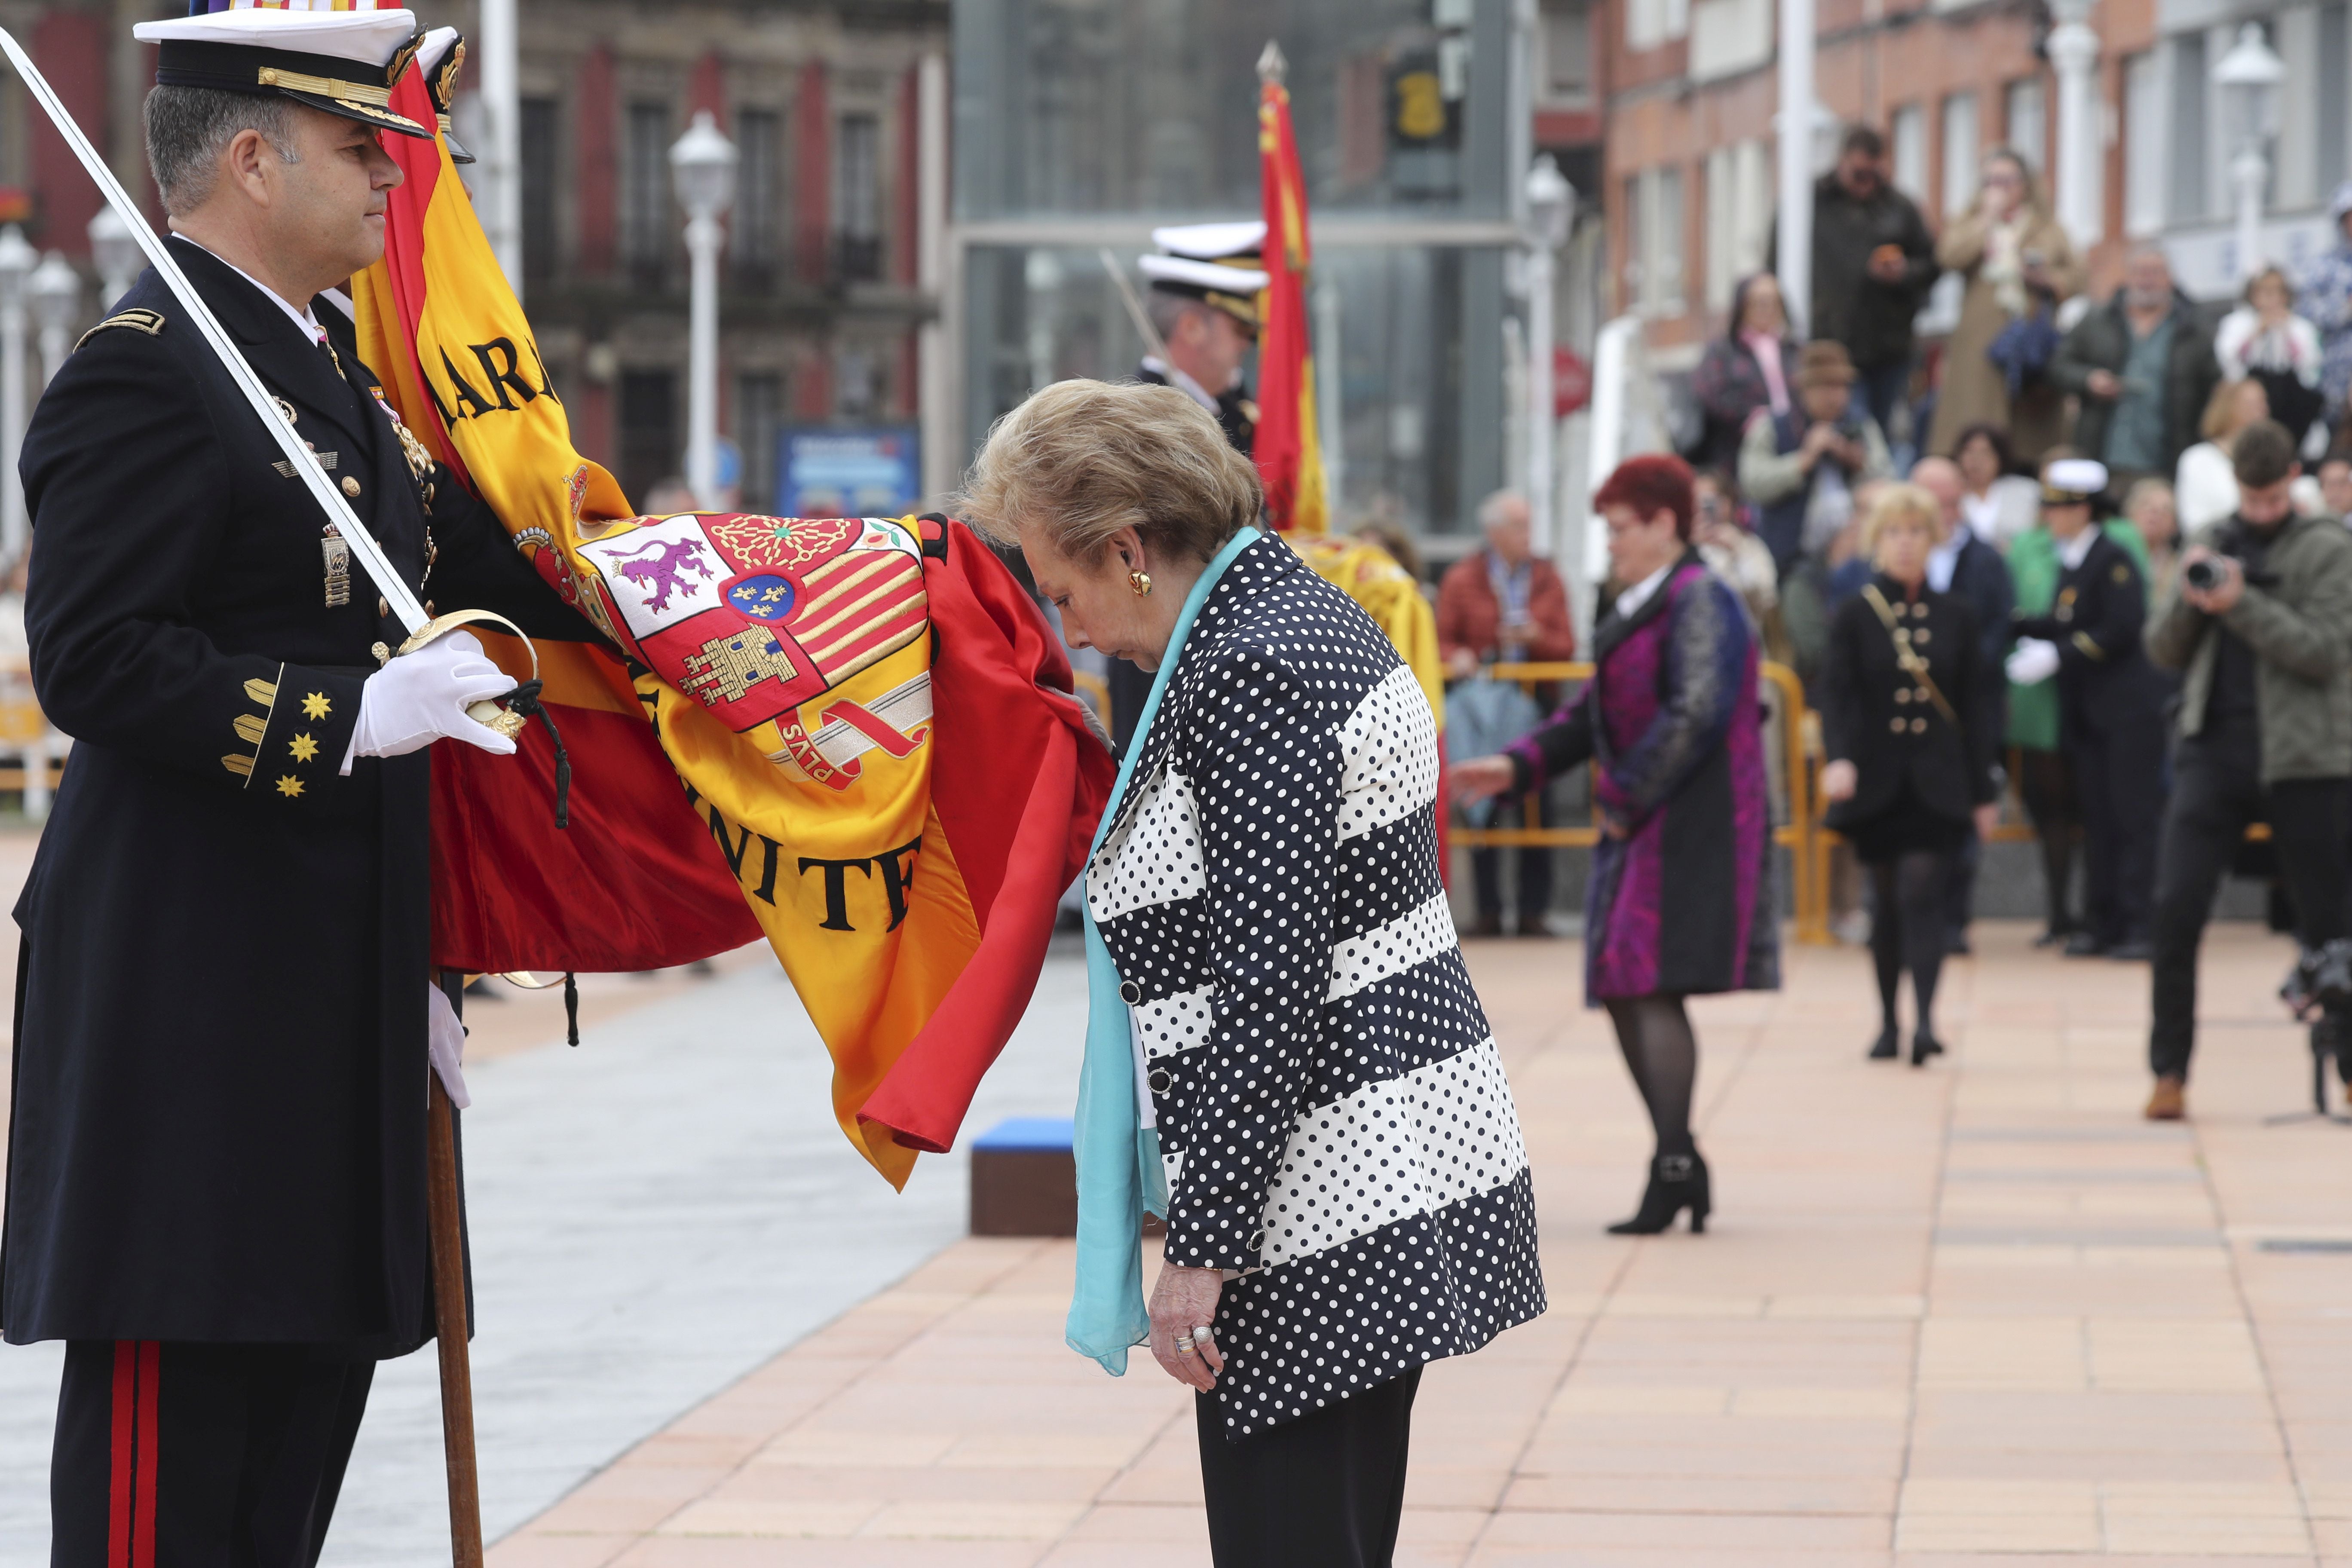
[
  {"xmin": 134, "ymin": 1342, "xmax": 159, "ymax": 1568},
  {"xmin": 107, "ymin": 1341, "xmax": 159, "ymax": 1568}
]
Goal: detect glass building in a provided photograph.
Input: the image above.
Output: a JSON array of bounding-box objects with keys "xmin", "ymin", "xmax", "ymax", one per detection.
[{"xmin": 946, "ymin": 0, "xmax": 1524, "ymax": 536}]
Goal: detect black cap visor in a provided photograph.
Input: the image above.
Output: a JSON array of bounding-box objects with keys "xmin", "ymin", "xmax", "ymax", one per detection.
[{"xmin": 155, "ymin": 39, "xmax": 433, "ymax": 140}]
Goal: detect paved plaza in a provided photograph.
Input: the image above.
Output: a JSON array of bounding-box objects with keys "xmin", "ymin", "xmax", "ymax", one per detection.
[{"xmin": 3, "ymin": 840, "xmax": 2352, "ymax": 1563}]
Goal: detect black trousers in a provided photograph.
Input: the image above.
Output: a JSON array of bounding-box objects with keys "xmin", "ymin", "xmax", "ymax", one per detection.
[
  {"xmin": 52, "ymin": 1341, "xmax": 374, "ymax": 1568},
  {"xmin": 1470, "ymin": 797, "xmax": 1554, "ymax": 923},
  {"xmin": 1197, "ymin": 1367, "xmax": 1422, "ymax": 1568},
  {"xmin": 2070, "ymin": 714, "xmax": 2167, "ymax": 946},
  {"xmin": 2150, "ymin": 741, "xmax": 2352, "ymax": 1080}
]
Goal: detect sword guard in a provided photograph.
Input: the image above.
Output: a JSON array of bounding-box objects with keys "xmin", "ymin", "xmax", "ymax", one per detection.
[{"xmin": 393, "ymin": 608, "xmax": 541, "ymax": 740}]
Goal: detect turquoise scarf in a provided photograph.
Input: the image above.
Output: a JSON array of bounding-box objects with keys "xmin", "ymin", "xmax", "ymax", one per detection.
[{"xmin": 1066, "ymin": 526, "xmax": 1258, "ymax": 1372}]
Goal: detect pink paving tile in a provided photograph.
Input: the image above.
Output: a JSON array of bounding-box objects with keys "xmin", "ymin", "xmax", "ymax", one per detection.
[
  {"xmin": 611, "ymin": 1539, "xmax": 1047, "ymax": 1567},
  {"xmin": 485, "ymin": 1534, "xmax": 638, "ymax": 1568}
]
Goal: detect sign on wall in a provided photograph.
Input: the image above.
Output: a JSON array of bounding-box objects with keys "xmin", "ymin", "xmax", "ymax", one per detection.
[{"xmin": 779, "ymin": 428, "xmax": 922, "ymax": 518}]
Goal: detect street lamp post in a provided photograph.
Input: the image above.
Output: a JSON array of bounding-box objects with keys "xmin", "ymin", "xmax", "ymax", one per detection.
[
  {"xmin": 88, "ymin": 207, "xmax": 140, "ymax": 310},
  {"xmin": 1775, "ymin": 0, "xmax": 1817, "ymax": 337},
  {"xmin": 1523, "ymin": 153, "xmax": 1575, "ymax": 559},
  {"xmin": 2215, "ymin": 22, "xmax": 2285, "ymax": 285},
  {"xmin": 0, "ymin": 227, "xmax": 36, "ymax": 567},
  {"xmin": 2046, "ymin": 0, "xmax": 2101, "ymax": 248},
  {"xmin": 670, "ymin": 111, "xmax": 738, "ymax": 508},
  {"xmin": 29, "ymin": 251, "xmax": 79, "ymax": 387}
]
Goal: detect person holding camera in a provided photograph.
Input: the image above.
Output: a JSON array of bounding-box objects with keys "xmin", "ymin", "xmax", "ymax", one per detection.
[
  {"xmin": 2141, "ymin": 420, "xmax": 2352, "ymax": 1120},
  {"xmin": 1739, "ymin": 340, "xmax": 1895, "ymax": 578},
  {"xmin": 2007, "ymin": 459, "xmax": 2170, "ymax": 962}
]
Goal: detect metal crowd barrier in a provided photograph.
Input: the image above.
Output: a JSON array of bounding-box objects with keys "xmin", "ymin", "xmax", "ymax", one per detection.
[{"xmin": 1452, "ymin": 660, "xmax": 1831, "ymax": 943}]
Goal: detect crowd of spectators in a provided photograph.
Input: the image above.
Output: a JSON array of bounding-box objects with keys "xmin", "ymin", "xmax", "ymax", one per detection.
[{"xmin": 1436, "ymin": 119, "xmax": 2352, "ymax": 1118}]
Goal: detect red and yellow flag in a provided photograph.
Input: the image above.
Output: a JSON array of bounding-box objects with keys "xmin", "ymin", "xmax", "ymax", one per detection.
[
  {"xmin": 1256, "ymin": 58, "xmax": 1327, "ymax": 536},
  {"xmin": 353, "ymin": 68, "xmax": 1112, "ymax": 1187}
]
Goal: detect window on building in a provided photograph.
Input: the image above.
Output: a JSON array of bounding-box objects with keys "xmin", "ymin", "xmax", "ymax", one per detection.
[
  {"xmin": 1704, "ymin": 147, "xmax": 1736, "ymax": 314},
  {"xmin": 835, "ymin": 113, "xmax": 882, "ymax": 282},
  {"xmin": 736, "ymin": 372, "xmax": 783, "ymax": 508},
  {"xmin": 2004, "ymin": 77, "xmax": 2047, "ymax": 172},
  {"xmin": 2169, "ymin": 33, "xmax": 2209, "ymax": 224},
  {"xmin": 1625, "ymin": 0, "xmax": 1685, "ymax": 51},
  {"xmin": 618, "ymin": 370, "xmax": 677, "ymax": 507},
  {"xmin": 521, "ymin": 98, "xmax": 559, "ymax": 282},
  {"xmin": 2124, "ymin": 52, "xmax": 2164, "ymax": 236},
  {"xmin": 735, "ymin": 108, "xmax": 783, "ymax": 288},
  {"xmin": 623, "ymin": 101, "xmax": 672, "ymax": 286},
  {"xmin": 1633, "ymin": 167, "xmax": 1685, "ymax": 318},
  {"xmin": 1890, "ymin": 104, "xmax": 1928, "ymax": 205},
  {"xmin": 1940, "ymin": 92, "xmax": 1979, "ymax": 219},
  {"xmin": 1541, "ymin": 0, "xmax": 1591, "ymax": 101}
]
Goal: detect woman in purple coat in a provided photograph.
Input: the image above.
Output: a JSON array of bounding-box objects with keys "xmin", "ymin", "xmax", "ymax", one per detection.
[{"xmin": 1456, "ymin": 456, "xmax": 1778, "ymax": 1234}]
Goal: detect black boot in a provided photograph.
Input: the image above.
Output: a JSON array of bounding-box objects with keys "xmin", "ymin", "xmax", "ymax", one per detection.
[
  {"xmin": 1911, "ymin": 1028, "xmax": 1945, "ymax": 1066},
  {"xmin": 1607, "ymin": 1152, "xmax": 1711, "ymax": 1235},
  {"xmin": 1868, "ymin": 1025, "xmax": 1900, "ymax": 1060}
]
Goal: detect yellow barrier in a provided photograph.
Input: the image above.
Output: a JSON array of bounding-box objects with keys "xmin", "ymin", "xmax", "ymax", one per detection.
[{"xmin": 1452, "ymin": 660, "xmax": 1828, "ymax": 941}]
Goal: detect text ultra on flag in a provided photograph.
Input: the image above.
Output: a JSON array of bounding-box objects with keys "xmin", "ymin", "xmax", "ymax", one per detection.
[
  {"xmin": 1256, "ymin": 48, "xmax": 1328, "ymax": 536},
  {"xmin": 352, "ymin": 71, "xmax": 1112, "ymax": 1187}
]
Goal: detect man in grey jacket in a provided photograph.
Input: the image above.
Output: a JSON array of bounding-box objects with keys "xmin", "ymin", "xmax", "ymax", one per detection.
[{"xmin": 2144, "ymin": 421, "xmax": 2352, "ymax": 1120}]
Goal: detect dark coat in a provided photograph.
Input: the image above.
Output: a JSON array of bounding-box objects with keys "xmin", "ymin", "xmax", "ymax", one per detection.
[
  {"xmin": 1821, "ymin": 576, "xmax": 2001, "ymax": 830},
  {"xmin": 1135, "ymin": 362, "xmax": 1255, "ymax": 455},
  {"xmin": 2012, "ymin": 527, "xmax": 2170, "ymax": 741},
  {"xmin": 2, "ymin": 238, "xmax": 571, "ymax": 1351},
  {"xmin": 1510, "ymin": 554, "xmax": 1777, "ymax": 1000},
  {"xmin": 1770, "ymin": 174, "xmax": 1939, "ymax": 371},
  {"xmin": 1689, "ymin": 332, "xmax": 1798, "ymax": 475},
  {"xmin": 2048, "ymin": 288, "xmax": 2220, "ymax": 478},
  {"xmin": 1087, "ymin": 533, "xmax": 1541, "ymax": 1438},
  {"xmin": 1947, "ymin": 530, "xmax": 2016, "ymax": 734}
]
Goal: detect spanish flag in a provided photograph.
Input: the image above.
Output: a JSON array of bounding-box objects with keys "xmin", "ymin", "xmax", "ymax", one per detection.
[
  {"xmin": 1255, "ymin": 46, "xmax": 1327, "ymax": 537},
  {"xmin": 353, "ymin": 63, "xmax": 1112, "ymax": 1187}
]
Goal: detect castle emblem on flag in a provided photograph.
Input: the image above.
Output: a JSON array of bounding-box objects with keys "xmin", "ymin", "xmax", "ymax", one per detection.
[{"xmin": 680, "ymin": 626, "xmax": 805, "ymax": 707}]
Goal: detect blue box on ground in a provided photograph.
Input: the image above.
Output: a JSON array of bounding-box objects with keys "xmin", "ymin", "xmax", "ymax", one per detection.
[{"xmin": 970, "ymin": 1116, "xmax": 1077, "ymax": 1236}]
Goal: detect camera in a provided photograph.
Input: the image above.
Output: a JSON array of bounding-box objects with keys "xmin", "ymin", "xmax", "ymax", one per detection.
[{"xmin": 2184, "ymin": 556, "xmax": 2228, "ymax": 592}]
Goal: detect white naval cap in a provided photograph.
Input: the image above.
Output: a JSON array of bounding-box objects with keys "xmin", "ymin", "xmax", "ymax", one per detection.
[
  {"xmin": 136, "ymin": 1, "xmax": 432, "ymax": 141},
  {"xmin": 1150, "ymin": 220, "xmax": 1267, "ymax": 263},
  {"xmin": 2042, "ymin": 458, "xmax": 2110, "ymax": 500}
]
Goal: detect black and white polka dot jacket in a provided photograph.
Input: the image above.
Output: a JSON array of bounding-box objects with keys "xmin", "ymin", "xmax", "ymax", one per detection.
[{"xmin": 1088, "ymin": 532, "xmax": 1544, "ymax": 1439}]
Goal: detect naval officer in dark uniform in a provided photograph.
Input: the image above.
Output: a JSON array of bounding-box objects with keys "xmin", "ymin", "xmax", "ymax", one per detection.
[
  {"xmin": 1098, "ymin": 225, "xmax": 1272, "ymax": 749},
  {"xmin": 2010, "ymin": 458, "xmax": 2169, "ymax": 959},
  {"xmin": 2, "ymin": 4, "xmax": 581, "ymax": 1560}
]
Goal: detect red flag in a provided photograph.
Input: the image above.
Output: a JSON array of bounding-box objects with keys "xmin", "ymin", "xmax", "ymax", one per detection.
[{"xmin": 1256, "ymin": 46, "xmax": 1328, "ymax": 535}]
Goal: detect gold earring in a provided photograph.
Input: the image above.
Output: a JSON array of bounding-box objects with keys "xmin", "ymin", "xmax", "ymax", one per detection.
[{"xmin": 1129, "ymin": 569, "xmax": 1152, "ymax": 597}]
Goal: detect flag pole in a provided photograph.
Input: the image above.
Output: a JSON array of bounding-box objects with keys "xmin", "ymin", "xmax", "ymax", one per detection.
[{"xmin": 430, "ymin": 970, "xmax": 486, "ymax": 1568}]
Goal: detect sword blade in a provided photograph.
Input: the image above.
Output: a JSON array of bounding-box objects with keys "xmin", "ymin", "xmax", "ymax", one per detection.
[{"xmin": 0, "ymin": 26, "xmax": 429, "ymax": 635}]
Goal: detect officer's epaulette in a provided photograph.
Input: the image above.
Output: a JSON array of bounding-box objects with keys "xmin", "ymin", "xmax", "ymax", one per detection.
[{"xmin": 73, "ymin": 308, "xmax": 165, "ymax": 352}]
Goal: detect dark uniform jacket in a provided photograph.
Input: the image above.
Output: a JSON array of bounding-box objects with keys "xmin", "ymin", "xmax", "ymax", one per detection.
[
  {"xmin": 2, "ymin": 237, "xmax": 573, "ymax": 1352},
  {"xmin": 1821, "ymin": 576, "xmax": 2000, "ymax": 828},
  {"xmin": 2012, "ymin": 527, "xmax": 2169, "ymax": 741},
  {"xmin": 1136, "ymin": 362, "xmax": 1255, "ymax": 456}
]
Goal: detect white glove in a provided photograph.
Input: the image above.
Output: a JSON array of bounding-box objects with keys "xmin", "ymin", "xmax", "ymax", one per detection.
[
  {"xmin": 2005, "ymin": 637, "xmax": 2061, "ymax": 686},
  {"xmin": 343, "ymin": 630, "xmax": 516, "ymax": 772},
  {"xmin": 427, "ymin": 981, "xmax": 471, "ymax": 1109}
]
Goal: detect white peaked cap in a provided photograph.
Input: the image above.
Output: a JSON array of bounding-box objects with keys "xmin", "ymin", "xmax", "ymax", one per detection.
[
  {"xmin": 1139, "ymin": 254, "xmax": 1271, "ymax": 295},
  {"xmin": 1150, "ymin": 220, "xmax": 1267, "ymax": 262},
  {"xmin": 136, "ymin": 6, "xmax": 421, "ymax": 69},
  {"xmin": 2044, "ymin": 458, "xmax": 2110, "ymax": 497}
]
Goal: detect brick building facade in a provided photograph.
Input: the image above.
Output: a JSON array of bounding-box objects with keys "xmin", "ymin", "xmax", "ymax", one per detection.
[{"xmin": 0, "ymin": 0, "xmax": 945, "ymax": 508}]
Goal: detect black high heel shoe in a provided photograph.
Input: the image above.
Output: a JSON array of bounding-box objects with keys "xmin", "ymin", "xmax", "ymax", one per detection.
[
  {"xmin": 1868, "ymin": 1026, "xmax": 1900, "ymax": 1060},
  {"xmin": 1607, "ymin": 1152, "xmax": 1711, "ymax": 1235},
  {"xmin": 1911, "ymin": 1028, "xmax": 1945, "ymax": 1066}
]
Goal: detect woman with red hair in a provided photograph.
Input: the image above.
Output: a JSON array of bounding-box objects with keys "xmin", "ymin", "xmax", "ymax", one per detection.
[{"xmin": 1457, "ymin": 454, "xmax": 1778, "ymax": 1234}]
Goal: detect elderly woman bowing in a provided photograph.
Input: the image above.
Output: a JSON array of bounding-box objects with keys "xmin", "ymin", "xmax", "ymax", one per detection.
[
  {"xmin": 962, "ymin": 379, "xmax": 1544, "ymax": 1568},
  {"xmin": 1455, "ymin": 455, "xmax": 1777, "ymax": 1235}
]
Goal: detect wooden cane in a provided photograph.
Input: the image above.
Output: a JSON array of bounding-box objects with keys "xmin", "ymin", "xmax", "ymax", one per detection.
[{"xmin": 427, "ymin": 1038, "xmax": 486, "ymax": 1568}]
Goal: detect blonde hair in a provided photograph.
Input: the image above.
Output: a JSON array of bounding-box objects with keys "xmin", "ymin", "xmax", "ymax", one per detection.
[
  {"xmin": 957, "ymin": 379, "xmax": 1264, "ymax": 565},
  {"xmin": 2203, "ymin": 375, "xmax": 2269, "ymax": 442},
  {"xmin": 1860, "ymin": 482, "xmax": 1942, "ymax": 560}
]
